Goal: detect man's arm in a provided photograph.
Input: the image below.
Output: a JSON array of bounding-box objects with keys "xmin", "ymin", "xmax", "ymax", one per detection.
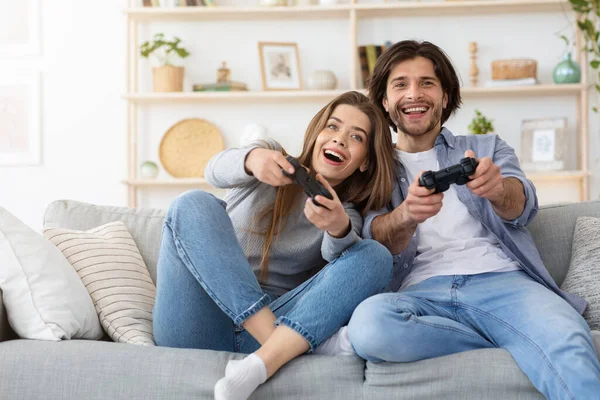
[
  {"xmin": 369, "ymin": 174, "xmax": 443, "ymax": 254},
  {"xmin": 488, "ymin": 177, "xmax": 526, "ymax": 221},
  {"xmin": 370, "ymin": 206, "xmax": 417, "ymax": 254}
]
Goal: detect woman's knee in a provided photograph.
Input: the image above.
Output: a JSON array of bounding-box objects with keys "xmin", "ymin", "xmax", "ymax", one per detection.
[
  {"xmin": 348, "ymin": 239, "xmax": 393, "ymax": 288},
  {"xmin": 166, "ymin": 190, "xmax": 226, "ymax": 223}
]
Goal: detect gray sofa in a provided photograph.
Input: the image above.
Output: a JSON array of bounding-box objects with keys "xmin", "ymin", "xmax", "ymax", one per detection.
[{"xmin": 1, "ymin": 199, "xmax": 599, "ymax": 399}]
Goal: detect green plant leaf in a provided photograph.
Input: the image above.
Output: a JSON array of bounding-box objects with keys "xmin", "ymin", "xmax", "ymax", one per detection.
[{"xmin": 138, "ymin": 32, "xmax": 190, "ymax": 65}]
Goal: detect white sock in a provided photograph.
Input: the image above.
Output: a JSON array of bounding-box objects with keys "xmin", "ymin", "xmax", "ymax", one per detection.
[
  {"xmin": 313, "ymin": 326, "xmax": 356, "ymax": 356},
  {"xmin": 214, "ymin": 353, "xmax": 267, "ymax": 400}
]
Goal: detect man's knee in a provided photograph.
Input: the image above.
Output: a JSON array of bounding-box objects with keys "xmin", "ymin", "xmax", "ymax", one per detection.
[{"xmin": 347, "ymin": 294, "xmax": 395, "ymax": 362}]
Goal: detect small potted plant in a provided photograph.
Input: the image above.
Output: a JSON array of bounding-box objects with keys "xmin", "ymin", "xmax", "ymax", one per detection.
[
  {"xmin": 140, "ymin": 33, "xmax": 190, "ymax": 92},
  {"xmin": 468, "ymin": 109, "xmax": 495, "ymax": 135}
]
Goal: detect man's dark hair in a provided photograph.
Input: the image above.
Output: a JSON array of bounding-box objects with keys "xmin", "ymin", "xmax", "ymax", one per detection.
[{"xmin": 367, "ymin": 40, "xmax": 462, "ymax": 132}]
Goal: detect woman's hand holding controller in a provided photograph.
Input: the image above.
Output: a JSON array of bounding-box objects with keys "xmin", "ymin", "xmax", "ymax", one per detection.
[
  {"xmin": 244, "ymin": 148, "xmax": 295, "ymax": 187},
  {"xmin": 304, "ymin": 174, "xmax": 350, "ymax": 238}
]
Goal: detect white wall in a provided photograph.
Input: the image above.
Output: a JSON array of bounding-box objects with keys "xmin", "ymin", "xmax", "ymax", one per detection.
[
  {"xmin": 1, "ymin": 0, "xmax": 598, "ymax": 231},
  {"xmin": 0, "ymin": 0, "xmax": 126, "ymax": 231}
]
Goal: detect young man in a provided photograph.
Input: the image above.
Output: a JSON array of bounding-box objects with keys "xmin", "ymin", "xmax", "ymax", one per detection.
[{"xmin": 347, "ymin": 40, "xmax": 600, "ymax": 399}]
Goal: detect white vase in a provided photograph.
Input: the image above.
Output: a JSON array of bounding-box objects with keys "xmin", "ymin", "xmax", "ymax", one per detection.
[
  {"xmin": 240, "ymin": 123, "xmax": 270, "ymax": 146},
  {"xmin": 309, "ymin": 70, "xmax": 337, "ymax": 90}
]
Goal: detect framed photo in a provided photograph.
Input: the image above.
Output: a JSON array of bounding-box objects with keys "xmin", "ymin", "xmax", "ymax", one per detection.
[
  {"xmin": 258, "ymin": 42, "xmax": 302, "ymax": 91},
  {"xmin": 520, "ymin": 117, "xmax": 568, "ymax": 172},
  {"xmin": 0, "ymin": 70, "xmax": 41, "ymax": 165},
  {"xmin": 0, "ymin": 0, "xmax": 41, "ymax": 56}
]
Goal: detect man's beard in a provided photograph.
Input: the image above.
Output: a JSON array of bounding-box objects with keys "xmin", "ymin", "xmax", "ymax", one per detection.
[{"xmin": 390, "ymin": 102, "xmax": 442, "ymax": 137}]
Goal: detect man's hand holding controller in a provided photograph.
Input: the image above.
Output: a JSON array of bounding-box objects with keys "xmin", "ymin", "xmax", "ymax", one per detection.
[{"xmin": 400, "ymin": 173, "xmax": 444, "ymax": 226}]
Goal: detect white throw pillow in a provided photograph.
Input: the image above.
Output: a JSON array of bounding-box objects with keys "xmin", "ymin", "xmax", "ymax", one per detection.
[
  {"xmin": 561, "ymin": 217, "xmax": 600, "ymax": 331},
  {"xmin": 43, "ymin": 221, "xmax": 156, "ymax": 346},
  {"xmin": 0, "ymin": 208, "xmax": 103, "ymax": 340}
]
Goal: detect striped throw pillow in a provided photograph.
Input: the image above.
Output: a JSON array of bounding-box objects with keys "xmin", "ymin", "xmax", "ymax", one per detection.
[{"xmin": 43, "ymin": 221, "xmax": 156, "ymax": 346}]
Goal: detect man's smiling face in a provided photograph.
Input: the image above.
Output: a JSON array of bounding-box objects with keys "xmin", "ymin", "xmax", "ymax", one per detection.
[{"xmin": 383, "ymin": 56, "xmax": 448, "ymax": 138}]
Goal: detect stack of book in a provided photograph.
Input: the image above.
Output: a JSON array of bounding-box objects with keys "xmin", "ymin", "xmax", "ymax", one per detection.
[
  {"xmin": 143, "ymin": 0, "xmax": 214, "ymax": 6},
  {"xmin": 357, "ymin": 44, "xmax": 388, "ymax": 87},
  {"xmin": 484, "ymin": 77, "xmax": 538, "ymax": 87},
  {"xmin": 192, "ymin": 82, "xmax": 249, "ymax": 92}
]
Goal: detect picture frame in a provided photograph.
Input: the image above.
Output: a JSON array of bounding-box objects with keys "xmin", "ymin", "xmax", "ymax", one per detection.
[
  {"xmin": 0, "ymin": 70, "xmax": 41, "ymax": 166},
  {"xmin": 258, "ymin": 42, "xmax": 302, "ymax": 91},
  {"xmin": 0, "ymin": 0, "xmax": 41, "ymax": 57},
  {"xmin": 520, "ymin": 117, "xmax": 568, "ymax": 172}
]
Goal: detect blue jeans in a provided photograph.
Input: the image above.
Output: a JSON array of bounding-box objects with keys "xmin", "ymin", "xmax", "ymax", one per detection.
[
  {"xmin": 348, "ymin": 271, "xmax": 600, "ymax": 400},
  {"xmin": 153, "ymin": 190, "xmax": 393, "ymax": 353}
]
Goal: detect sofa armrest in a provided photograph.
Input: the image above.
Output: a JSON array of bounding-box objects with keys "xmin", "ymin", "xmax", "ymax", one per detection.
[{"xmin": 0, "ymin": 289, "xmax": 17, "ymax": 342}]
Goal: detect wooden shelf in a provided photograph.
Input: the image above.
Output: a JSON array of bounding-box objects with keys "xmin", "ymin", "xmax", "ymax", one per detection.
[
  {"xmin": 123, "ymin": 90, "xmax": 348, "ymax": 103},
  {"xmin": 124, "ymin": 5, "xmax": 352, "ymax": 21},
  {"xmin": 354, "ymin": 0, "xmax": 570, "ymax": 18},
  {"xmin": 122, "ymin": 178, "xmax": 210, "ymax": 187},
  {"xmin": 125, "ymin": 0, "xmax": 570, "ymax": 21},
  {"xmin": 526, "ymin": 170, "xmax": 589, "ymax": 182},
  {"xmin": 461, "ymin": 83, "xmax": 585, "ymax": 97},
  {"xmin": 123, "ymin": 84, "xmax": 584, "ymax": 104}
]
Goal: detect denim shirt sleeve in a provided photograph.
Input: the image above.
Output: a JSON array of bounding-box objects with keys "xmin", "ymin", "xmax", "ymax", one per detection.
[
  {"xmin": 362, "ymin": 205, "xmax": 390, "ymax": 240},
  {"xmin": 493, "ymin": 135, "xmax": 539, "ymax": 227},
  {"xmin": 321, "ymin": 202, "xmax": 363, "ymax": 262}
]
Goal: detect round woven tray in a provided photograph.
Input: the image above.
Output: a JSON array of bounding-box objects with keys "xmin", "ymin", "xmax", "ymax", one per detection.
[{"xmin": 159, "ymin": 118, "xmax": 224, "ymax": 178}]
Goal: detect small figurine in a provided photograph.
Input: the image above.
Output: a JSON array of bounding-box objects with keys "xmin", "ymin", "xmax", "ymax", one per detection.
[
  {"xmin": 217, "ymin": 61, "xmax": 231, "ymax": 84},
  {"xmin": 469, "ymin": 42, "xmax": 479, "ymax": 87}
]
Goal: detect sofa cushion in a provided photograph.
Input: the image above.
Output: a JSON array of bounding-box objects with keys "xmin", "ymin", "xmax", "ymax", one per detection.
[
  {"xmin": 44, "ymin": 200, "xmax": 166, "ymax": 283},
  {"xmin": 560, "ymin": 217, "xmax": 600, "ymax": 330},
  {"xmin": 0, "ymin": 207, "xmax": 103, "ymax": 341},
  {"xmin": 0, "ymin": 340, "xmax": 364, "ymax": 399},
  {"xmin": 527, "ymin": 200, "xmax": 600, "ymax": 286},
  {"xmin": 43, "ymin": 221, "xmax": 156, "ymax": 346},
  {"xmin": 363, "ymin": 348, "xmax": 543, "ymax": 399}
]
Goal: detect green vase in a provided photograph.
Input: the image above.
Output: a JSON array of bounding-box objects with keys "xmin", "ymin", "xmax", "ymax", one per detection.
[{"xmin": 552, "ymin": 52, "xmax": 581, "ymax": 84}]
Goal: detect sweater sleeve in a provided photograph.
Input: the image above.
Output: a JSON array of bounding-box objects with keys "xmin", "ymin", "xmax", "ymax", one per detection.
[
  {"xmin": 321, "ymin": 203, "xmax": 363, "ymax": 262},
  {"xmin": 204, "ymin": 138, "xmax": 283, "ymax": 189}
]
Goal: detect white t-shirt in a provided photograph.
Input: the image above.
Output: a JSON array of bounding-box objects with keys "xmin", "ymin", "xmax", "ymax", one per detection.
[{"xmin": 397, "ymin": 148, "xmax": 520, "ymax": 290}]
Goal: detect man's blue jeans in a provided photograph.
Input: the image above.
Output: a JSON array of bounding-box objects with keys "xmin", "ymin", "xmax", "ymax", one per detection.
[
  {"xmin": 153, "ymin": 190, "xmax": 392, "ymax": 353},
  {"xmin": 348, "ymin": 271, "xmax": 600, "ymax": 400}
]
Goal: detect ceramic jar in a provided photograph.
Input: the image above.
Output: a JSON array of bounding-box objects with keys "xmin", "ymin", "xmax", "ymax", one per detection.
[
  {"xmin": 309, "ymin": 70, "xmax": 337, "ymax": 90},
  {"xmin": 140, "ymin": 161, "xmax": 159, "ymax": 179}
]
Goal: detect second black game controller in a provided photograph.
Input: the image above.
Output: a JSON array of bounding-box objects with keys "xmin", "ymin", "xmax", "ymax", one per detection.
[
  {"xmin": 282, "ymin": 155, "xmax": 333, "ymax": 207},
  {"xmin": 418, "ymin": 157, "xmax": 479, "ymax": 193}
]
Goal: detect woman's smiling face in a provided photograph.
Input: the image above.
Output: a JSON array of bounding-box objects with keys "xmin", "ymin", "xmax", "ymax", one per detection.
[{"xmin": 311, "ymin": 104, "xmax": 371, "ymax": 187}]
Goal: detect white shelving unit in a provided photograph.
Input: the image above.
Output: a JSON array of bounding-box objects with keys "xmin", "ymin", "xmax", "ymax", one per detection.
[{"xmin": 124, "ymin": 0, "xmax": 590, "ymax": 207}]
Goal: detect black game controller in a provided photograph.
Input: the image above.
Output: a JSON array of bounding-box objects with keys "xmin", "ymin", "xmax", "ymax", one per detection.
[
  {"xmin": 418, "ymin": 157, "xmax": 479, "ymax": 193},
  {"xmin": 282, "ymin": 155, "xmax": 333, "ymax": 207}
]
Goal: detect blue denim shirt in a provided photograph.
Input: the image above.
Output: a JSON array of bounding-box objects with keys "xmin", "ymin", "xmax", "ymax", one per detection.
[{"xmin": 363, "ymin": 128, "xmax": 587, "ymax": 314}]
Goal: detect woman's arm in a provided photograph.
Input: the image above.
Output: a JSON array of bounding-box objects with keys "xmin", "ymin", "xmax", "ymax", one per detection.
[{"xmin": 204, "ymin": 138, "xmax": 285, "ymax": 189}]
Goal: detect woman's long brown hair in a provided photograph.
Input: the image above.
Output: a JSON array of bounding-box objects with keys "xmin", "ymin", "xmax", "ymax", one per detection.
[{"xmin": 256, "ymin": 91, "xmax": 395, "ymax": 282}]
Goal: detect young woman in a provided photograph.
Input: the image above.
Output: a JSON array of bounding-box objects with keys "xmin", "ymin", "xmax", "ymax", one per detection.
[{"xmin": 153, "ymin": 91, "xmax": 396, "ymax": 400}]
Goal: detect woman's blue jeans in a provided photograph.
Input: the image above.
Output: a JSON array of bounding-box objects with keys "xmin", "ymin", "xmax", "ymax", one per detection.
[
  {"xmin": 153, "ymin": 190, "xmax": 393, "ymax": 353},
  {"xmin": 348, "ymin": 271, "xmax": 600, "ymax": 400}
]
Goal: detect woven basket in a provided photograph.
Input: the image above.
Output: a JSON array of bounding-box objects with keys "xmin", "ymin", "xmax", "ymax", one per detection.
[
  {"xmin": 491, "ymin": 59, "xmax": 537, "ymax": 80},
  {"xmin": 159, "ymin": 119, "xmax": 224, "ymax": 178}
]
